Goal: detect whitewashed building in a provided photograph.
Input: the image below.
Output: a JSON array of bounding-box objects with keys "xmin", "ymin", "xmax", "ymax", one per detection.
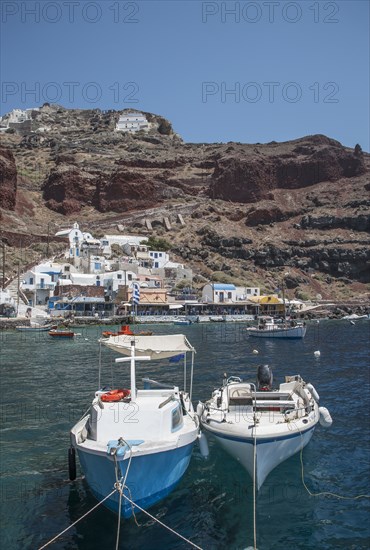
[
  {"xmin": 202, "ymin": 283, "xmax": 237, "ymax": 304},
  {"xmin": 103, "ymin": 270, "xmax": 137, "ymax": 295},
  {"xmin": 149, "ymin": 251, "xmax": 170, "ymax": 269},
  {"xmin": 115, "ymin": 112, "xmax": 149, "ymax": 132},
  {"xmin": 21, "ymin": 262, "xmax": 64, "ymax": 306},
  {"xmin": 101, "ymin": 235, "xmax": 148, "ymax": 256},
  {"xmin": 235, "ymin": 286, "xmax": 260, "ymax": 300}
]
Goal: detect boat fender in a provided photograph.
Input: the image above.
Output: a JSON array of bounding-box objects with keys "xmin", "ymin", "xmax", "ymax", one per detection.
[
  {"xmin": 306, "ymin": 383, "xmax": 320, "ymax": 402},
  {"xmin": 198, "ymin": 431, "xmax": 209, "ymax": 459},
  {"xmin": 319, "ymin": 406, "xmax": 333, "ymax": 428},
  {"xmin": 100, "ymin": 388, "xmax": 130, "ymax": 402},
  {"xmin": 68, "ymin": 447, "xmax": 76, "ymax": 481},
  {"xmin": 196, "ymin": 402, "xmax": 204, "ymax": 418}
]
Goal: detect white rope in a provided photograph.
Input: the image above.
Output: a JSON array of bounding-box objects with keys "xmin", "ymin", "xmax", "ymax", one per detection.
[
  {"xmin": 119, "ymin": 491, "xmax": 203, "ymax": 550},
  {"xmin": 293, "ymin": 419, "xmax": 370, "ymax": 500},
  {"xmin": 113, "ymin": 438, "xmax": 136, "ymax": 549},
  {"xmin": 252, "ymin": 387, "xmax": 258, "ymax": 550},
  {"xmin": 252, "ymin": 424, "xmax": 257, "ymax": 550},
  {"xmin": 38, "ymin": 488, "xmax": 117, "ymax": 549}
]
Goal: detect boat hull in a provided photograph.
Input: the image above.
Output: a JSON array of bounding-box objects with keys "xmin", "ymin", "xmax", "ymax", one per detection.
[
  {"xmin": 77, "ymin": 442, "xmax": 194, "ymax": 518},
  {"xmin": 247, "ymin": 326, "xmax": 306, "ymax": 338},
  {"xmin": 203, "ymin": 421, "xmax": 315, "ymax": 488},
  {"xmin": 16, "ymin": 325, "xmax": 54, "ymax": 332},
  {"xmin": 48, "ymin": 330, "xmax": 74, "ymax": 338}
]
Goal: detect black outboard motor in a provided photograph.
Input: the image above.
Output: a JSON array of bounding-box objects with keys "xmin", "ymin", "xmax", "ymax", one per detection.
[{"xmin": 257, "ymin": 364, "xmax": 273, "ymax": 391}]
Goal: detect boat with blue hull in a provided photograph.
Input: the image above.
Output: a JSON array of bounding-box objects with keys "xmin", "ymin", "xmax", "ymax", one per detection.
[
  {"xmin": 70, "ymin": 334, "xmax": 199, "ymax": 518},
  {"xmin": 199, "ymin": 365, "xmax": 332, "ymax": 489}
]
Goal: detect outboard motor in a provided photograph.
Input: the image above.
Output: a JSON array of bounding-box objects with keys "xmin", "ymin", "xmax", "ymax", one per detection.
[{"xmin": 257, "ymin": 364, "xmax": 273, "ymax": 391}]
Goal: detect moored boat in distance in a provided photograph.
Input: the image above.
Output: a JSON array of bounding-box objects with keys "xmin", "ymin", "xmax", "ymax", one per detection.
[
  {"xmin": 16, "ymin": 323, "xmax": 56, "ymax": 332},
  {"xmin": 69, "ymin": 334, "xmax": 200, "ymax": 518},
  {"xmin": 198, "ymin": 365, "xmax": 332, "ymax": 489},
  {"xmin": 48, "ymin": 329, "xmax": 75, "ymax": 338},
  {"xmin": 173, "ymin": 318, "xmax": 192, "ymax": 325},
  {"xmin": 101, "ymin": 325, "xmax": 153, "ymax": 338},
  {"xmin": 247, "ymin": 316, "xmax": 306, "ymax": 338}
]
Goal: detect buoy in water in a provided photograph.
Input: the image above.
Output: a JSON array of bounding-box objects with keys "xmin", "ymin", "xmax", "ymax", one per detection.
[
  {"xmin": 252, "ymin": 349, "xmax": 259, "ymax": 355},
  {"xmin": 319, "ymin": 406, "xmax": 333, "ymax": 428},
  {"xmin": 198, "ymin": 431, "xmax": 209, "ymax": 459},
  {"xmin": 68, "ymin": 446, "xmax": 77, "ymax": 481},
  {"xmin": 314, "ymin": 350, "xmax": 321, "ymax": 357},
  {"xmin": 350, "ymin": 320, "xmax": 355, "ymax": 326}
]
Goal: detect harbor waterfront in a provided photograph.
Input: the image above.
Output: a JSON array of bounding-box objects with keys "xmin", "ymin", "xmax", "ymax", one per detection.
[{"xmin": 0, "ymin": 321, "xmax": 369, "ymax": 549}]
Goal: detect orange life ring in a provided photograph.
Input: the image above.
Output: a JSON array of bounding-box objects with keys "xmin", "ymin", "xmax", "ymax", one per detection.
[{"xmin": 100, "ymin": 388, "xmax": 131, "ymax": 402}]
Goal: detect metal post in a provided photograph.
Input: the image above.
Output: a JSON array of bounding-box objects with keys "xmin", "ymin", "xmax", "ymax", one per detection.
[
  {"xmin": 46, "ymin": 223, "xmax": 50, "ymax": 257},
  {"xmin": 17, "ymin": 262, "xmax": 20, "ymax": 316},
  {"xmin": 130, "ymin": 340, "xmax": 136, "ymax": 400},
  {"xmin": 2, "ymin": 241, "xmax": 5, "ymax": 290}
]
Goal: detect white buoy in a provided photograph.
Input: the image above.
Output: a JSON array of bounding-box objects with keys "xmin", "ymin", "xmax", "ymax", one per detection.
[
  {"xmin": 314, "ymin": 350, "xmax": 321, "ymax": 357},
  {"xmin": 350, "ymin": 320, "xmax": 355, "ymax": 326},
  {"xmin": 319, "ymin": 406, "xmax": 333, "ymax": 428},
  {"xmin": 252, "ymin": 349, "xmax": 259, "ymax": 355},
  {"xmin": 198, "ymin": 431, "xmax": 209, "ymax": 459}
]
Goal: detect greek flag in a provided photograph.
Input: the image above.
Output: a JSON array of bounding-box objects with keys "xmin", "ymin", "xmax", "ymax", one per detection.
[{"xmin": 132, "ymin": 283, "xmax": 140, "ymax": 305}]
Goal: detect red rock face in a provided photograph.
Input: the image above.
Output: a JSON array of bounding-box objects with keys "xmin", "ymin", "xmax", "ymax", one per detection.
[
  {"xmin": 42, "ymin": 168, "xmax": 97, "ymax": 215},
  {"xmin": 39, "ymin": 132, "xmax": 366, "ymax": 216},
  {"xmin": 0, "ymin": 146, "xmax": 17, "ymax": 210},
  {"xmin": 94, "ymin": 169, "xmax": 159, "ymax": 213},
  {"xmin": 209, "ymin": 137, "xmax": 366, "ymax": 203}
]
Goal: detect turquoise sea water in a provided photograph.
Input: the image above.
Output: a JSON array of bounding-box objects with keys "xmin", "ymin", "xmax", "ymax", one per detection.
[{"xmin": 1, "ymin": 321, "xmax": 369, "ymax": 549}]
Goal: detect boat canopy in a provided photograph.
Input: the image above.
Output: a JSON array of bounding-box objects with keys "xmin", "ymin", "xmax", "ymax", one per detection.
[{"xmin": 101, "ymin": 334, "xmax": 195, "ymax": 359}]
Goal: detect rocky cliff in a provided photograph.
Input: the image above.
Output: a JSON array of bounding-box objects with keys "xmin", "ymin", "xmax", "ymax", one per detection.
[
  {"xmin": 0, "ymin": 104, "xmax": 369, "ymax": 300},
  {"xmin": 0, "ymin": 146, "xmax": 17, "ymax": 212}
]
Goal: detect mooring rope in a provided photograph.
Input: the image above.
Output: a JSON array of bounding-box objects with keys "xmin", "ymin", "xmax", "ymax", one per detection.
[
  {"xmin": 119, "ymin": 490, "xmax": 203, "ymax": 550},
  {"xmin": 38, "ymin": 488, "xmax": 117, "ymax": 549},
  {"xmin": 252, "ymin": 420, "xmax": 257, "ymax": 550},
  {"xmin": 294, "ymin": 420, "xmax": 370, "ymax": 500}
]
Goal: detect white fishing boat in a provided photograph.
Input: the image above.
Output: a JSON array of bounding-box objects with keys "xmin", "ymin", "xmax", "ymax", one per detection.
[
  {"xmin": 173, "ymin": 317, "xmax": 192, "ymax": 326},
  {"xmin": 246, "ymin": 316, "xmax": 307, "ymax": 338},
  {"xmin": 198, "ymin": 365, "xmax": 332, "ymax": 489},
  {"xmin": 69, "ymin": 334, "xmax": 200, "ymax": 518},
  {"xmin": 16, "ymin": 322, "xmax": 56, "ymax": 332}
]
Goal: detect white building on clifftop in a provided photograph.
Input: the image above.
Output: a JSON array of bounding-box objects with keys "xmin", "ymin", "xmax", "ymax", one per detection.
[{"xmin": 116, "ymin": 112, "xmax": 149, "ymax": 132}]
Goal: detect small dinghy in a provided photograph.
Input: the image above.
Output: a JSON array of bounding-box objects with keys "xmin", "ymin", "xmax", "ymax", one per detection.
[
  {"xmin": 198, "ymin": 365, "xmax": 332, "ymax": 489},
  {"xmin": 48, "ymin": 329, "xmax": 75, "ymax": 338}
]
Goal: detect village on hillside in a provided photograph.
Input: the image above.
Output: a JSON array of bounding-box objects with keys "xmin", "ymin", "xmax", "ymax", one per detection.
[{"xmin": 0, "ymin": 221, "xmax": 309, "ymax": 323}]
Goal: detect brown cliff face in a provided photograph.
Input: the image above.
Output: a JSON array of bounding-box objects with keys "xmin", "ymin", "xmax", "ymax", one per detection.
[
  {"xmin": 0, "ymin": 146, "xmax": 17, "ymax": 211},
  {"xmin": 94, "ymin": 170, "xmax": 159, "ymax": 213},
  {"xmin": 42, "ymin": 167, "xmax": 97, "ymax": 215},
  {"xmin": 209, "ymin": 136, "xmax": 366, "ymax": 203}
]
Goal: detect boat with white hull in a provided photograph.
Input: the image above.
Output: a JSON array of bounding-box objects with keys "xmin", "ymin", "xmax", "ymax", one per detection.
[
  {"xmin": 247, "ymin": 316, "xmax": 307, "ymax": 339},
  {"xmin": 70, "ymin": 334, "xmax": 199, "ymax": 518},
  {"xmin": 199, "ymin": 365, "xmax": 332, "ymax": 489}
]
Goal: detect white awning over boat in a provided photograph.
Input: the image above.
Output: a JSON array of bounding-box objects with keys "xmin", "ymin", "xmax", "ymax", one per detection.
[{"xmin": 101, "ymin": 334, "xmax": 195, "ymax": 359}]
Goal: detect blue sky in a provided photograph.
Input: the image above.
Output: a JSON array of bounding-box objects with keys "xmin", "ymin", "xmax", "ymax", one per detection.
[{"xmin": 1, "ymin": 1, "xmax": 369, "ymax": 149}]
